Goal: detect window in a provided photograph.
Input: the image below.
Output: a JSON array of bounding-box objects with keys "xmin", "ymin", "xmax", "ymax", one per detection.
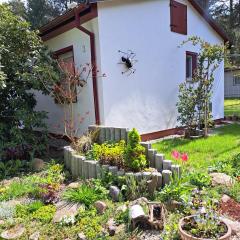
[
  {"xmin": 233, "ymin": 74, "xmax": 240, "ymax": 85},
  {"xmin": 186, "ymin": 51, "xmax": 197, "ymax": 82},
  {"xmin": 170, "ymin": 0, "xmax": 187, "ymax": 35},
  {"xmin": 53, "ymin": 46, "xmax": 77, "ymax": 104}
]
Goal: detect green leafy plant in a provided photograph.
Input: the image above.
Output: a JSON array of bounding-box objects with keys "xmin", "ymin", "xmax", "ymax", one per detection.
[
  {"xmin": 63, "ymin": 184, "xmax": 107, "ymax": 208},
  {"xmin": 189, "ymin": 172, "xmax": 211, "ymax": 189},
  {"xmin": 88, "ymin": 140, "xmax": 126, "ymax": 168},
  {"xmin": 0, "ymin": 180, "xmax": 36, "ymax": 201},
  {"xmin": 157, "ymin": 179, "xmax": 193, "ymax": 204},
  {"xmin": 32, "ymin": 205, "xmax": 56, "ymax": 223},
  {"xmin": 124, "ymin": 128, "xmax": 147, "ymax": 171}
]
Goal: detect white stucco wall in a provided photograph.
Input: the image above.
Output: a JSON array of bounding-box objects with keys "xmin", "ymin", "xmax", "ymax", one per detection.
[
  {"xmin": 97, "ymin": 0, "xmax": 225, "ymax": 134},
  {"xmin": 35, "ymin": 27, "xmax": 96, "ymax": 136}
]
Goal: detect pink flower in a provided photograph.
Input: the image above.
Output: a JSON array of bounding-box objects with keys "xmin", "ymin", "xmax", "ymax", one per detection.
[
  {"xmin": 181, "ymin": 153, "xmax": 189, "ymax": 162},
  {"xmin": 171, "ymin": 150, "xmax": 180, "ymax": 160}
]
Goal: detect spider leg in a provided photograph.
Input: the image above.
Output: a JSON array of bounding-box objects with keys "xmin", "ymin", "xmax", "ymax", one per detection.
[
  {"xmin": 118, "ymin": 50, "xmax": 128, "ymax": 55},
  {"xmin": 122, "ymin": 68, "xmax": 130, "ymax": 75}
]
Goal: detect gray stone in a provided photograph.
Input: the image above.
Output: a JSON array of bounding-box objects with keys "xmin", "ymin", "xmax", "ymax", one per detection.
[
  {"xmin": 83, "ymin": 161, "xmax": 92, "ymax": 179},
  {"xmin": 78, "ymin": 232, "xmax": 86, "ymax": 240},
  {"xmin": 210, "ymin": 173, "xmax": 234, "ymax": 187},
  {"xmin": 109, "ymin": 186, "xmax": 121, "ymax": 202},
  {"xmin": 99, "ymin": 127, "xmax": 106, "ymax": 144},
  {"xmin": 53, "ymin": 201, "xmax": 79, "ymax": 223},
  {"xmin": 75, "ymin": 155, "xmax": 84, "ymax": 178},
  {"xmin": 140, "ymin": 142, "xmax": 152, "ymax": 156},
  {"xmin": 162, "ymin": 170, "xmax": 172, "ymax": 186},
  {"xmin": 71, "ymin": 155, "xmax": 79, "ymax": 177},
  {"xmin": 110, "ymin": 128, "xmax": 115, "ymax": 142},
  {"xmin": 134, "ymin": 172, "xmax": 143, "ymax": 181},
  {"xmin": 117, "ymin": 170, "xmax": 125, "ymax": 176},
  {"xmin": 147, "ymin": 176, "xmax": 158, "ymax": 196},
  {"xmin": 31, "ymin": 158, "xmax": 45, "ymax": 171},
  {"xmin": 29, "ymin": 232, "xmax": 40, "ymax": 240},
  {"xmin": 163, "ymin": 160, "xmax": 172, "ymax": 171},
  {"xmin": 151, "ymin": 172, "xmax": 162, "ymax": 189},
  {"xmin": 88, "ymin": 161, "xmax": 97, "ymax": 179},
  {"xmin": 148, "ymin": 149, "xmax": 157, "ymax": 168},
  {"xmin": 67, "ymin": 182, "xmax": 80, "ymax": 189},
  {"xmin": 1, "ymin": 225, "xmax": 25, "ymax": 239},
  {"xmin": 105, "ymin": 128, "xmax": 111, "ymax": 141},
  {"xmin": 114, "ymin": 128, "xmax": 121, "ymax": 142},
  {"xmin": 94, "ymin": 201, "xmax": 107, "ymax": 214},
  {"xmin": 109, "ymin": 166, "xmax": 118, "ymax": 176},
  {"xmin": 142, "ymin": 172, "xmax": 152, "ymax": 180},
  {"xmin": 96, "ymin": 163, "xmax": 101, "ymax": 179},
  {"xmin": 101, "ymin": 165, "xmax": 109, "ymax": 178},
  {"xmin": 63, "ymin": 146, "xmax": 70, "ymax": 166},
  {"xmin": 155, "ymin": 154, "xmax": 164, "ymax": 172},
  {"xmin": 171, "ymin": 164, "xmax": 181, "ymax": 179},
  {"xmin": 221, "ymin": 194, "xmax": 231, "ymax": 203},
  {"xmin": 125, "ymin": 172, "xmax": 134, "ymax": 179},
  {"xmin": 67, "ymin": 148, "xmax": 75, "ymax": 170},
  {"xmin": 120, "ymin": 128, "xmax": 127, "ymax": 142}
]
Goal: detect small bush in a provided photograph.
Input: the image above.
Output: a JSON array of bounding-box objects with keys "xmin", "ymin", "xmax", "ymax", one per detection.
[
  {"xmin": 63, "ymin": 184, "xmax": 107, "ymax": 208},
  {"xmin": 124, "ymin": 128, "xmax": 147, "ymax": 171},
  {"xmin": 89, "ymin": 140, "xmax": 126, "ymax": 168},
  {"xmin": 15, "ymin": 201, "xmax": 44, "ymax": 218},
  {"xmin": 189, "ymin": 172, "xmax": 211, "ymax": 189},
  {"xmin": 32, "ymin": 205, "xmax": 56, "ymax": 223},
  {"xmin": 157, "ymin": 179, "xmax": 193, "ymax": 203}
]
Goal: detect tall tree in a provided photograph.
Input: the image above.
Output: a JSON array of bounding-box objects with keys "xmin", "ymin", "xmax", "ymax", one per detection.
[{"xmin": 8, "ymin": 0, "xmax": 27, "ymax": 19}]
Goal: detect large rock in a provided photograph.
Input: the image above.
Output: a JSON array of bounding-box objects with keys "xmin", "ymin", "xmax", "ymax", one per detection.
[
  {"xmin": 210, "ymin": 173, "xmax": 234, "ymax": 187},
  {"xmin": 53, "ymin": 201, "xmax": 79, "ymax": 223},
  {"xmin": 67, "ymin": 182, "xmax": 80, "ymax": 189},
  {"xmin": 221, "ymin": 194, "xmax": 231, "ymax": 203},
  {"xmin": 31, "ymin": 158, "xmax": 45, "ymax": 171},
  {"xmin": 94, "ymin": 201, "xmax": 107, "ymax": 214},
  {"xmin": 29, "ymin": 232, "xmax": 40, "ymax": 240},
  {"xmin": 1, "ymin": 225, "xmax": 25, "ymax": 239},
  {"xmin": 109, "ymin": 186, "xmax": 120, "ymax": 202},
  {"xmin": 78, "ymin": 232, "xmax": 86, "ymax": 240}
]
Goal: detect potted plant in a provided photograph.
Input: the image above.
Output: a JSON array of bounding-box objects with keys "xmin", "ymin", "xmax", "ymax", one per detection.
[{"xmin": 179, "ymin": 211, "xmax": 232, "ymax": 240}]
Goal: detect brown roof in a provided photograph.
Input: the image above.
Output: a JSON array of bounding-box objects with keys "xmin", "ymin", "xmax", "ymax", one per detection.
[{"xmin": 39, "ymin": 0, "xmax": 229, "ymax": 43}]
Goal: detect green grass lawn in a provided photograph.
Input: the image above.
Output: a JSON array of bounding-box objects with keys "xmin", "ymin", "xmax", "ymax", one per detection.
[
  {"xmin": 153, "ymin": 124, "xmax": 240, "ymax": 172},
  {"xmin": 224, "ymin": 98, "xmax": 240, "ymax": 116}
]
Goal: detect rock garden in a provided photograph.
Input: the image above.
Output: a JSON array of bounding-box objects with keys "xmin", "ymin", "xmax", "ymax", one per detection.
[{"xmin": 0, "ymin": 123, "xmax": 239, "ymax": 240}]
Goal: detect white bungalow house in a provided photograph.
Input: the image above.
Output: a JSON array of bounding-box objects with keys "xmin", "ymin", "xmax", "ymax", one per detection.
[{"xmin": 36, "ymin": 0, "xmax": 228, "ymax": 140}]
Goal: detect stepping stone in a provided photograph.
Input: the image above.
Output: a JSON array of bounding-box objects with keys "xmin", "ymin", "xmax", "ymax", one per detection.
[
  {"xmin": 53, "ymin": 201, "xmax": 79, "ymax": 223},
  {"xmin": 1, "ymin": 225, "xmax": 25, "ymax": 239}
]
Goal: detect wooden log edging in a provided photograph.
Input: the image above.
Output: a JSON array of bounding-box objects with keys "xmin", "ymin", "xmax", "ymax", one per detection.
[{"xmin": 64, "ymin": 144, "xmax": 182, "ymax": 189}]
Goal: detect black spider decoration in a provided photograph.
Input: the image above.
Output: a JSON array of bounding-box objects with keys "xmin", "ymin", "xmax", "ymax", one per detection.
[{"xmin": 118, "ymin": 50, "xmax": 138, "ymax": 75}]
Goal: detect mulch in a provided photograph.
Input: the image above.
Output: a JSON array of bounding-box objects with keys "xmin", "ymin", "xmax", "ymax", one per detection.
[{"xmin": 220, "ymin": 198, "xmax": 240, "ymax": 221}]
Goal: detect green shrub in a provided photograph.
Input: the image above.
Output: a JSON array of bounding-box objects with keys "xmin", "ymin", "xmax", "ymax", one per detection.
[
  {"xmin": 115, "ymin": 208, "xmax": 129, "ymax": 225},
  {"xmin": 124, "ymin": 128, "xmax": 147, "ymax": 171},
  {"xmin": 63, "ymin": 184, "xmax": 107, "ymax": 208},
  {"xmin": 32, "ymin": 205, "xmax": 56, "ymax": 223},
  {"xmin": 88, "ymin": 140, "xmax": 125, "ymax": 168},
  {"xmin": 189, "ymin": 172, "xmax": 211, "ymax": 189},
  {"xmin": 157, "ymin": 179, "xmax": 193, "ymax": 203}
]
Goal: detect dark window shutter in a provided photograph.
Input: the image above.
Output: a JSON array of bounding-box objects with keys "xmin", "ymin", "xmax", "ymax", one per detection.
[
  {"xmin": 170, "ymin": 0, "xmax": 187, "ymax": 35},
  {"xmin": 192, "ymin": 54, "xmax": 197, "ymax": 76}
]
